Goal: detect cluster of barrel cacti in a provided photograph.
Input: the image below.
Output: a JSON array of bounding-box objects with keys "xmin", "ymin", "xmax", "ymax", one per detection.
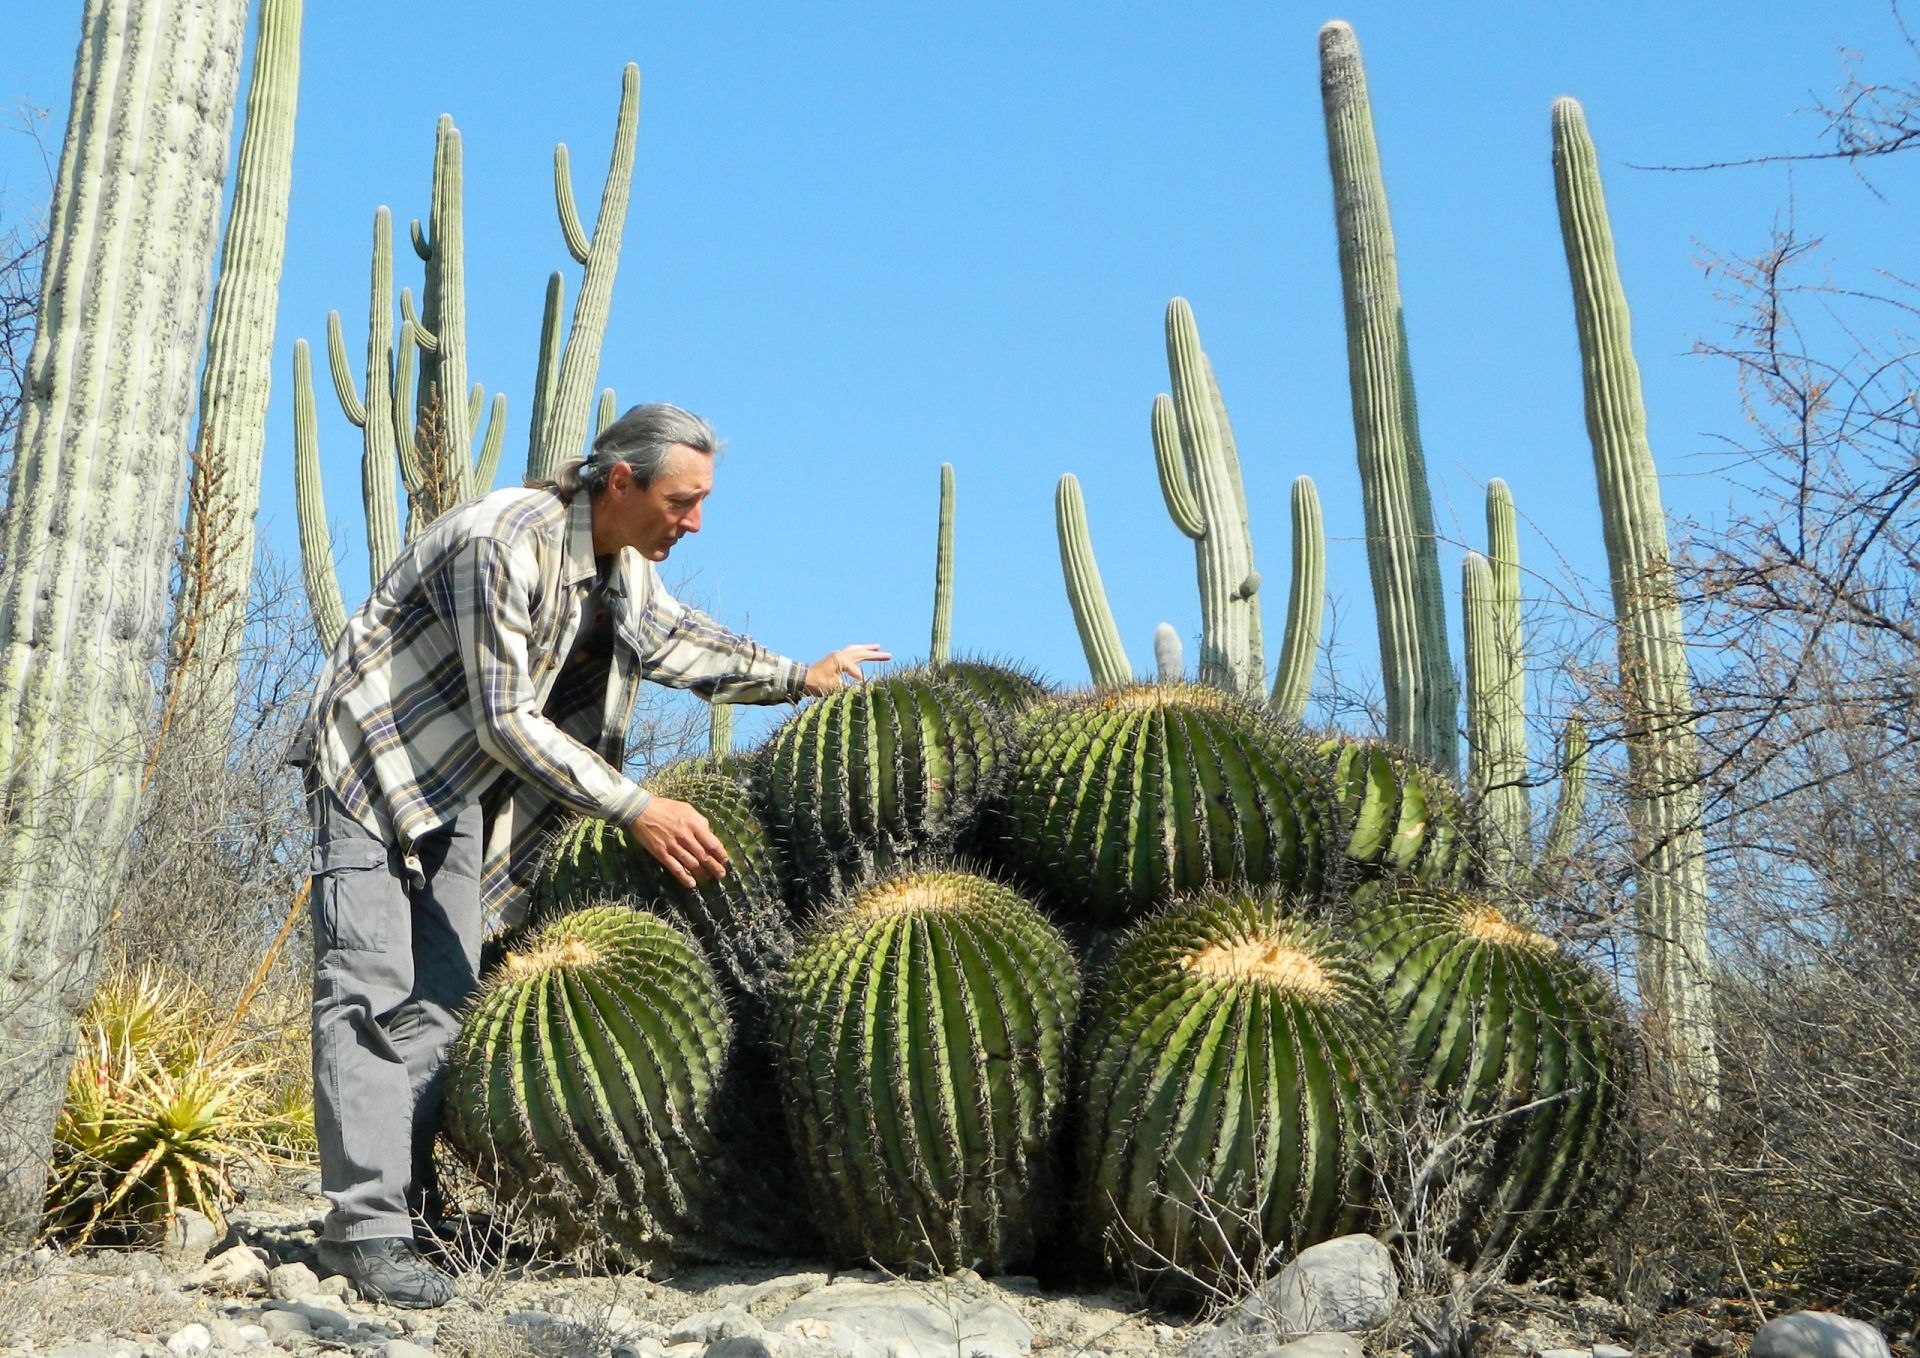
[{"xmin": 442, "ymin": 667, "xmax": 1632, "ymax": 1294}]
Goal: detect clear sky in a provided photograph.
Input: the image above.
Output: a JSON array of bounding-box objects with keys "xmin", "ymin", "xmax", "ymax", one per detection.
[{"xmin": 5, "ymin": 4, "xmax": 1918, "ymax": 746}]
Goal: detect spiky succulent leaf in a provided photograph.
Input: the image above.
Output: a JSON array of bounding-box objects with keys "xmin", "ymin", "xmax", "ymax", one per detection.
[
  {"xmin": 1321, "ymin": 735, "xmax": 1471, "ymax": 888},
  {"xmin": 444, "ymin": 906, "xmax": 748, "ymax": 1260},
  {"xmin": 1352, "ymin": 885, "xmax": 1631, "ymax": 1261},
  {"xmin": 996, "ymin": 684, "xmax": 1333, "ymax": 925},
  {"xmin": 772, "ymin": 868, "xmax": 1079, "ymax": 1272},
  {"xmin": 755, "ymin": 670, "xmax": 1011, "ymax": 903},
  {"xmin": 1078, "ymin": 889, "xmax": 1403, "ymax": 1296}
]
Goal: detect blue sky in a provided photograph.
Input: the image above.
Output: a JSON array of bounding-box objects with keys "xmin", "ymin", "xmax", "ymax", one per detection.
[{"xmin": 5, "ymin": 4, "xmax": 1919, "ymax": 745}]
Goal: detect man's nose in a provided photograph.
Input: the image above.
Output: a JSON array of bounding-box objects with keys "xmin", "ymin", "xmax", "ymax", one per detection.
[{"xmin": 681, "ymin": 503, "xmax": 702, "ymax": 533}]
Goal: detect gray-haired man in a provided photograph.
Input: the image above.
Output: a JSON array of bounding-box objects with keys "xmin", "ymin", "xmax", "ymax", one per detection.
[{"xmin": 294, "ymin": 404, "xmax": 887, "ymax": 1306}]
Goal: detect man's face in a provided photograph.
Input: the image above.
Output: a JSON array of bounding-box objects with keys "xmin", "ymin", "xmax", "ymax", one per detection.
[{"xmin": 601, "ymin": 444, "xmax": 712, "ymax": 562}]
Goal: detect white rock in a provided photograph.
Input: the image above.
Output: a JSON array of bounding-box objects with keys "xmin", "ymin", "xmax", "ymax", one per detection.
[
  {"xmin": 234, "ymin": 1325, "xmax": 270, "ymax": 1346},
  {"xmin": 380, "ymin": 1340, "xmax": 436, "ymax": 1358},
  {"xmin": 268, "ymin": 1261, "xmax": 319, "ymax": 1300},
  {"xmin": 1538, "ymin": 1350, "xmax": 1592, "ymax": 1358},
  {"xmin": 310, "ymin": 1271, "xmax": 355, "ymax": 1300},
  {"xmin": 1260, "ymin": 1236, "xmax": 1398, "ymax": 1334},
  {"xmin": 267, "ymin": 1299, "xmax": 358, "ymax": 1334},
  {"xmin": 205, "ymin": 1317, "xmax": 245, "ymax": 1351},
  {"xmin": 156, "ymin": 1208, "xmax": 219, "ymax": 1270},
  {"xmin": 1268, "ymin": 1337, "xmax": 1363, "ymax": 1358},
  {"xmin": 164, "ymin": 1324, "xmax": 211, "ymax": 1358},
  {"xmin": 258, "ymin": 1310, "xmax": 313, "ymax": 1342},
  {"xmin": 193, "ymin": 1244, "xmax": 271, "ymax": 1294},
  {"xmin": 708, "ymin": 1338, "xmax": 781, "ymax": 1358},
  {"xmin": 1752, "ymin": 1312, "xmax": 1891, "ymax": 1358},
  {"xmin": 1593, "ymin": 1347, "xmax": 1630, "ymax": 1358},
  {"xmin": 774, "ymin": 1282, "xmax": 1031, "ymax": 1358},
  {"xmin": 669, "ymin": 1307, "xmax": 765, "ymax": 1346},
  {"xmin": 613, "ymin": 1342, "xmax": 669, "ymax": 1358}
]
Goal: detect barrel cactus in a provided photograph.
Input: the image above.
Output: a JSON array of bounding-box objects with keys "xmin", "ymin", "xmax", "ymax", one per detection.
[
  {"xmin": 996, "ymin": 684, "xmax": 1331, "ymax": 924},
  {"xmin": 935, "ymin": 655, "xmax": 1054, "ymax": 717},
  {"xmin": 1351, "ymin": 886, "xmax": 1632, "ymax": 1260},
  {"xmin": 531, "ymin": 759, "xmax": 792, "ymax": 1029},
  {"xmin": 1078, "ymin": 889, "xmax": 1403, "ymax": 1297},
  {"xmin": 755, "ymin": 670, "xmax": 1011, "ymax": 903},
  {"xmin": 771, "ymin": 867, "xmax": 1079, "ymax": 1273},
  {"xmin": 443, "ymin": 906, "xmax": 741, "ymax": 1260},
  {"xmin": 1321, "ymin": 735, "xmax": 1470, "ymax": 889}
]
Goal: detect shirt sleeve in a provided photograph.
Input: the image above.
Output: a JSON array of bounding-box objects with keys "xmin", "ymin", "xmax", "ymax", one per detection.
[
  {"xmin": 449, "ymin": 535, "xmax": 654, "ymax": 827},
  {"xmin": 628, "ymin": 566, "xmax": 809, "ymax": 704}
]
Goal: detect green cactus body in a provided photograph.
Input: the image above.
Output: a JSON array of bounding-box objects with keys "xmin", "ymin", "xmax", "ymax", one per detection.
[
  {"xmin": 1463, "ymin": 480, "xmax": 1532, "ymax": 892},
  {"xmin": 1552, "ymin": 96, "xmax": 1716, "ymax": 1105},
  {"xmin": 443, "ymin": 906, "xmax": 735, "ymax": 1260},
  {"xmin": 998, "ymin": 685, "xmax": 1331, "ymax": 924},
  {"xmin": 1319, "ymin": 21, "xmax": 1457, "ymax": 775},
  {"xmin": 1269, "ymin": 476, "xmax": 1324, "ymax": 723},
  {"xmin": 756, "ymin": 671, "xmax": 1011, "ymax": 902},
  {"xmin": 1055, "ymin": 474, "xmax": 1132, "ymax": 690},
  {"xmin": 532, "ymin": 762, "xmax": 792, "ymax": 1033},
  {"xmin": 413, "ymin": 114, "xmax": 473, "ymax": 504},
  {"xmin": 1351, "ymin": 886, "xmax": 1631, "ymax": 1259},
  {"xmin": 934, "ymin": 656, "xmax": 1053, "ymax": 717},
  {"xmin": 1321, "ymin": 736, "xmax": 1470, "ymax": 887},
  {"xmin": 772, "ymin": 869, "xmax": 1079, "ymax": 1272},
  {"xmin": 1078, "ymin": 890, "xmax": 1401, "ymax": 1295},
  {"xmin": 931, "ymin": 462, "xmax": 955, "ymax": 664}
]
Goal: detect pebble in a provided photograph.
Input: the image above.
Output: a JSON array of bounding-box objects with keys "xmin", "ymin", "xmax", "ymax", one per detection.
[
  {"xmin": 1539, "ymin": 1350, "xmax": 1591, "ymax": 1358},
  {"xmin": 235, "ymin": 1325, "xmax": 271, "ymax": 1345},
  {"xmin": 1266, "ymin": 1337, "xmax": 1363, "ymax": 1358},
  {"xmin": 1752, "ymin": 1312, "xmax": 1891, "ymax": 1358},
  {"xmin": 380, "ymin": 1341, "xmax": 437, "ymax": 1358},
  {"xmin": 162, "ymin": 1324, "xmax": 210, "ymax": 1358},
  {"xmin": 205, "ymin": 1317, "xmax": 245, "ymax": 1351},
  {"xmin": 258, "ymin": 1310, "xmax": 314, "ymax": 1342},
  {"xmin": 1595, "ymin": 1347, "xmax": 1632, "ymax": 1358},
  {"xmin": 708, "ymin": 1338, "xmax": 781, "ymax": 1358},
  {"xmin": 669, "ymin": 1307, "xmax": 765, "ymax": 1345},
  {"xmin": 1263, "ymin": 1235, "xmax": 1398, "ymax": 1334},
  {"xmin": 48, "ymin": 1344, "xmax": 141, "ymax": 1358},
  {"xmin": 269, "ymin": 1262, "xmax": 320, "ymax": 1300},
  {"xmin": 194, "ymin": 1244, "xmax": 271, "ymax": 1295},
  {"xmin": 155, "ymin": 1208, "xmax": 218, "ymax": 1270}
]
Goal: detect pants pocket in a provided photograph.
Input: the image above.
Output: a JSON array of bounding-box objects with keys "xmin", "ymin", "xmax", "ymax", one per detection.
[{"xmin": 313, "ymin": 838, "xmax": 394, "ymax": 954}]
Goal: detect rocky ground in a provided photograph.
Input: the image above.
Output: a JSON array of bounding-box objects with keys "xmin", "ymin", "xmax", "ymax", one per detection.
[{"xmin": 0, "ymin": 1169, "xmax": 1891, "ymax": 1358}]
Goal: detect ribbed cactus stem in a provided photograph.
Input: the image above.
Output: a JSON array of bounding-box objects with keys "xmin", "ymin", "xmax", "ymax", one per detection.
[
  {"xmin": 416, "ymin": 115, "xmax": 471, "ymax": 504},
  {"xmin": 351, "ymin": 209, "xmax": 402, "ymax": 581},
  {"xmin": 1165, "ymin": 299, "xmax": 1262, "ymax": 695},
  {"xmin": 708, "ymin": 700, "xmax": 734, "ymax": 756},
  {"xmin": 1270, "ymin": 475, "xmax": 1324, "ymax": 722},
  {"xmin": 1319, "ymin": 21, "xmax": 1456, "ymax": 774},
  {"xmin": 1153, "ymin": 622, "xmax": 1182, "ymax": 682},
  {"xmin": 931, "ymin": 462, "xmax": 954, "ymax": 664},
  {"xmin": 1535, "ymin": 714, "xmax": 1588, "ymax": 898},
  {"xmin": 167, "ymin": 0, "xmax": 303, "ymax": 740},
  {"xmin": 526, "ymin": 271, "xmax": 564, "ymax": 476},
  {"xmin": 595, "ymin": 387, "xmax": 617, "ymax": 437},
  {"xmin": 1054, "ymin": 474, "xmax": 1131, "ymax": 690},
  {"xmin": 1466, "ymin": 481, "xmax": 1531, "ymax": 893},
  {"xmin": 1553, "ymin": 95, "xmax": 1716, "ymax": 1107},
  {"xmin": 0, "ymin": 0, "xmax": 251, "ymax": 1245},
  {"xmin": 292, "ymin": 341, "xmax": 347, "ymax": 649},
  {"xmin": 535, "ymin": 64, "xmax": 640, "ymax": 478},
  {"xmin": 473, "ymin": 391, "xmax": 508, "ymax": 493}
]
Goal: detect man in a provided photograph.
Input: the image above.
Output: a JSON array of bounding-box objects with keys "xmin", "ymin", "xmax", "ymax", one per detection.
[{"xmin": 295, "ymin": 403, "xmax": 887, "ymax": 1307}]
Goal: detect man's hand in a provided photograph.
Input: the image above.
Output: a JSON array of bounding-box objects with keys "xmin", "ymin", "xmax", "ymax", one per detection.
[
  {"xmin": 804, "ymin": 643, "xmax": 892, "ymax": 695},
  {"xmin": 626, "ymin": 796, "xmax": 728, "ymax": 889}
]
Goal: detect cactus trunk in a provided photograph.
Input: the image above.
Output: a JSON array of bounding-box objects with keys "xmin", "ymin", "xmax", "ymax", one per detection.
[
  {"xmin": 1269, "ymin": 476, "xmax": 1324, "ymax": 722},
  {"xmin": 931, "ymin": 462, "xmax": 954, "ymax": 664},
  {"xmin": 1055, "ymin": 474, "xmax": 1131, "ymax": 689},
  {"xmin": 0, "ymin": 0, "xmax": 250, "ymax": 1246},
  {"xmin": 1319, "ymin": 21, "xmax": 1456, "ymax": 774},
  {"xmin": 1552, "ymin": 97, "xmax": 1717, "ymax": 1108}
]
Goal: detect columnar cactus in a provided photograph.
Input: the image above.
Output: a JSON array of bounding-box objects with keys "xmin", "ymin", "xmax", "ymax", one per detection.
[
  {"xmin": 1270, "ymin": 476, "xmax": 1324, "ymax": 723},
  {"xmin": 1155, "ymin": 299, "xmax": 1262, "ymax": 695},
  {"xmin": 931, "ymin": 462, "xmax": 955, "ymax": 664},
  {"xmin": 166, "ymin": 0, "xmax": 303, "ymax": 738},
  {"xmin": 0, "ymin": 0, "xmax": 251, "ymax": 1246},
  {"xmin": 772, "ymin": 869, "xmax": 1078, "ymax": 1272},
  {"xmin": 444, "ymin": 907, "xmax": 741, "ymax": 1260},
  {"xmin": 1078, "ymin": 890, "xmax": 1402, "ymax": 1295},
  {"xmin": 1319, "ymin": 20, "xmax": 1456, "ymax": 775},
  {"xmin": 1321, "ymin": 735, "xmax": 1471, "ymax": 888},
  {"xmin": 998, "ymin": 685, "xmax": 1332, "ymax": 923},
  {"xmin": 1351, "ymin": 886, "xmax": 1631, "ymax": 1259},
  {"xmin": 1055, "ymin": 474, "xmax": 1132, "ymax": 689},
  {"xmin": 1552, "ymin": 97, "xmax": 1717, "ymax": 1105},
  {"xmin": 755, "ymin": 670, "xmax": 1011, "ymax": 901},
  {"xmin": 1153, "ymin": 622, "xmax": 1183, "ymax": 682}
]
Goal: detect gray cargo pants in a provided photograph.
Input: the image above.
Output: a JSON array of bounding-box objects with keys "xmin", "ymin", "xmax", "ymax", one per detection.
[{"xmin": 308, "ymin": 782, "xmax": 484, "ymax": 1243}]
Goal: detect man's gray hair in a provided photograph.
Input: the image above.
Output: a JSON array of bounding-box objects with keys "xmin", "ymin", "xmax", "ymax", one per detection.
[{"xmin": 542, "ymin": 403, "xmax": 719, "ymax": 498}]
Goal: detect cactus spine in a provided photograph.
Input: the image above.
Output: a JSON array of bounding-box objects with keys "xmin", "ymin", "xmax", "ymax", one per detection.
[
  {"xmin": 167, "ymin": 0, "xmax": 302, "ymax": 738},
  {"xmin": 1319, "ymin": 21, "xmax": 1456, "ymax": 775},
  {"xmin": 931, "ymin": 462, "xmax": 955, "ymax": 664},
  {"xmin": 1552, "ymin": 97, "xmax": 1716, "ymax": 1106},
  {"xmin": 1055, "ymin": 474, "xmax": 1132, "ymax": 689},
  {"xmin": 1156, "ymin": 300, "xmax": 1262, "ymax": 695},
  {"xmin": 1270, "ymin": 476, "xmax": 1324, "ymax": 722},
  {"xmin": 1078, "ymin": 891, "xmax": 1401, "ymax": 1294},
  {"xmin": 0, "ymin": 0, "xmax": 252, "ymax": 1245},
  {"xmin": 773, "ymin": 869, "xmax": 1079, "ymax": 1271}
]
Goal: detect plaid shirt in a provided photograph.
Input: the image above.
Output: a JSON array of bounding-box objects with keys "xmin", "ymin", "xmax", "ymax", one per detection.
[{"xmin": 295, "ymin": 486, "xmax": 806, "ymax": 923}]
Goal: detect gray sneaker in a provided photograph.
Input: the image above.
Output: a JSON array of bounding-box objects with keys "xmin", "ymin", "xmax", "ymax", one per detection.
[{"xmin": 315, "ymin": 1236, "xmax": 455, "ymax": 1309}]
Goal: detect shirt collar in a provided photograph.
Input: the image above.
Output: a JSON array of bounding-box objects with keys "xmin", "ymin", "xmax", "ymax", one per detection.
[{"xmin": 562, "ymin": 491, "xmax": 598, "ymax": 586}]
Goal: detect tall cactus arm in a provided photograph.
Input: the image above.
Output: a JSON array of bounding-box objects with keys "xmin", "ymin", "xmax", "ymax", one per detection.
[
  {"xmin": 293, "ymin": 341, "xmax": 347, "ymax": 650},
  {"xmin": 1055, "ymin": 475, "xmax": 1131, "ymax": 690},
  {"xmin": 1270, "ymin": 476, "xmax": 1324, "ymax": 723},
  {"xmin": 708, "ymin": 700, "xmax": 735, "ymax": 756},
  {"xmin": 527, "ymin": 271, "xmax": 565, "ymax": 476},
  {"xmin": 1534, "ymin": 714, "xmax": 1589, "ymax": 899},
  {"xmin": 931, "ymin": 462, "xmax": 955, "ymax": 664},
  {"xmin": 1151, "ymin": 394, "xmax": 1205, "ymax": 538},
  {"xmin": 554, "ymin": 144, "xmax": 593, "ymax": 265},
  {"xmin": 1553, "ymin": 95, "xmax": 1716, "ymax": 1105},
  {"xmin": 1465, "ymin": 481, "xmax": 1532, "ymax": 890},
  {"xmin": 473, "ymin": 391, "xmax": 508, "ymax": 493},
  {"xmin": 1319, "ymin": 20, "xmax": 1456, "ymax": 773},
  {"xmin": 416, "ymin": 115, "xmax": 471, "ymax": 502},
  {"xmin": 1166, "ymin": 298, "xmax": 1262, "ymax": 696},
  {"xmin": 168, "ymin": 0, "xmax": 304, "ymax": 739},
  {"xmin": 1153, "ymin": 623, "xmax": 1183, "ymax": 682},
  {"xmin": 391, "ymin": 317, "xmax": 425, "ymax": 507},
  {"xmin": 325, "ymin": 311, "xmax": 367, "ymax": 427},
  {"xmin": 535, "ymin": 63, "xmax": 641, "ymax": 478},
  {"xmin": 596, "ymin": 387, "xmax": 618, "ymax": 437},
  {"xmin": 358, "ymin": 209, "xmax": 402, "ymax": 580},
  {"xmin": 466, "ymin": 381, "xmax": 485, "ymax": 433}
]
